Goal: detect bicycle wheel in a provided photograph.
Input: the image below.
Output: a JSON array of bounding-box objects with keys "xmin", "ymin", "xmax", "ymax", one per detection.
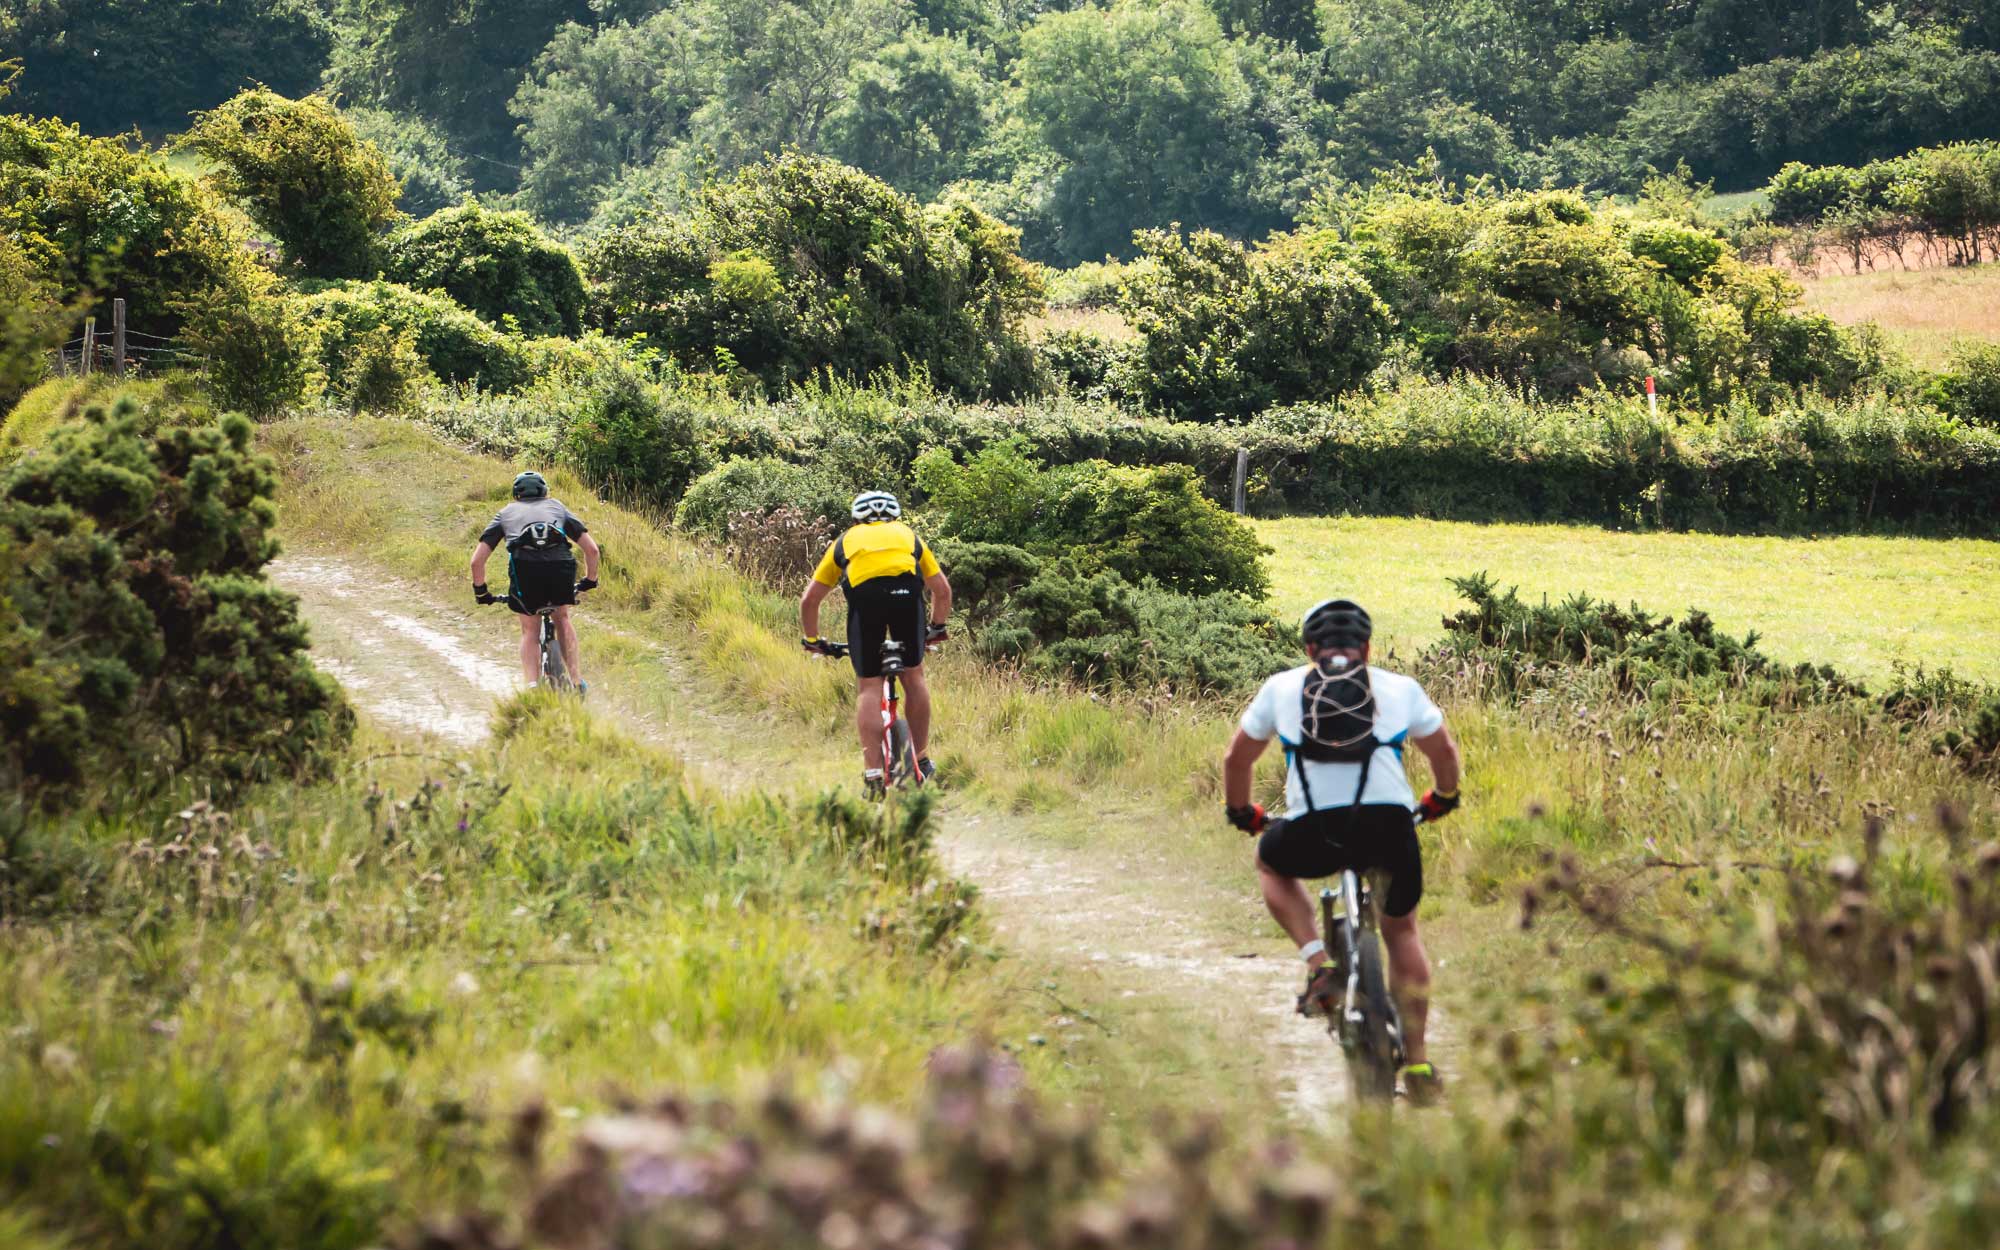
[
  {"xmin": 1347, "ymin": 928, "xmax": 1401, "ymax": 1103},
  {"xmin": 885, "ymin": 717, "xmax": 916, "ymax": 786},
  {"xmin": 541, "ymin": 617, "xmax": 571, "ymax": 691}
]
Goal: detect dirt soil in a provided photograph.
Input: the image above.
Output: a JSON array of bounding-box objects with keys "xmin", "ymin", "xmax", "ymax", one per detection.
[{"xmin": 280, "ymin": 548, "xmax": 1453, "ymax": 1120}]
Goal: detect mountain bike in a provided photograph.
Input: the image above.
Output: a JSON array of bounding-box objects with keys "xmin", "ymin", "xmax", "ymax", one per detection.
[
  {"xmin": 820, "ymin": 638, "xmax": 923, "ymax": 789},
  {"xmin": 1280, "ymin": 810, "xmax": 1426, "ymax": 1103},
  {"xmin": 483, "ymin": 583, "xmax": 590, "ymax": 693}
]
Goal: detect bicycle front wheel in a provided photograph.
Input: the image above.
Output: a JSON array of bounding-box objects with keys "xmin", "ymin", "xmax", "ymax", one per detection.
[{"xmin": 1347, "ymin": 928, "xmax": 1401, "ymax": 1103}]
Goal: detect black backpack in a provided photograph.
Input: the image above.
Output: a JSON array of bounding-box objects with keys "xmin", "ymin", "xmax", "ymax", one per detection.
[{"xmin": 1292, "ymin": 656, "xmax": 1385, "ymax": 811}]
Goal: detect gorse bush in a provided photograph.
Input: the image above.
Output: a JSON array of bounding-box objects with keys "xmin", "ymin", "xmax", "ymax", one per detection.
[
  {"xmin": 382, "ymin": 203, "xmax": 587, "ymax": 338},
  {"xmin": 0, "ymin": 396, "xmax": 349, "ymax": 797},
  {"xmin": 1430, "ymin": 571, "xmax": 1867, "ymax": 707},
  {"xmin": 676, "ymin": 456, "xmax": 849, "ymax": 540},
  {"xmin": 1933, "ymin": 341, "xmax": 2000, "ymax": 428},
  {"xmin": 559, "ymin": 365, "xmax": 713, "ymax": 512}
]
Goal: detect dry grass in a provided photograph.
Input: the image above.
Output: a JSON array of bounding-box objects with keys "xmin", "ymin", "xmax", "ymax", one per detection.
[
  {"xmin": 1798, "ymin": 262, "xmax": 2000, "ymax": 368},
  {"xmin": 1025, "ymin": 306, "xmax": 1136, "ymax": 342}
]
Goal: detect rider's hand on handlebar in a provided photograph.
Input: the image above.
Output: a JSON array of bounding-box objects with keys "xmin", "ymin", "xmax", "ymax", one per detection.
[
  {"xmin": 925, "ymin": 622, "xmax": 949, "ymax": 648},
  {"xmin": 1417, "ymin": 788, "xmax": 1460, "ymax": 822},
  {"xmin": 1226, "ymin": 802, "xmax": 1267, "ymax": 834},
  {"xmin": 801, "ymin": 635, "xmax": 830, "ymax": 656},
  {"xmin": 473, "ymin": 582, "xmax": 500, "ymax": 606},
  {"xmin": 575, "ymin": 576, "xmax": 598, "ymax": 594}
]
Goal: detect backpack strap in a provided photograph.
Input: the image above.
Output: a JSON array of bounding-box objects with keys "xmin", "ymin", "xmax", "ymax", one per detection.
[
  {"xmin": 833, "ymin": 533, "xmax": 849, "ymax": 570},
  {"xmin": 1290, "ymin": 737, "xmax": 1386, "ymax": 811}
]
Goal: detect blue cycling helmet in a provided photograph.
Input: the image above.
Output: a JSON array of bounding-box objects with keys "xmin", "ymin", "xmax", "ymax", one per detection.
[{"xmin": 512, "ymin": 471, "xmax": 549, "ymax": 500}]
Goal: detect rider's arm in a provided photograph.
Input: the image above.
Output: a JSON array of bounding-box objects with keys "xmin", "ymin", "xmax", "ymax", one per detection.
[
  {"xmin": 800, "ymin": 578, "xmax": 834, "ymax": 639},
  {"xmin": 1412, "ymin": 724, "xmax": 1461, "ymax": 796},
  {"xmin": 924, "ymin": 571, "xmax": 952, "ymax": 625},
  {"xmin": 576, "ymin": 531, "xmax": 601, "ymax": 580},
  {"xmin": 470, "ymin": 540, "xmax": 495, "ymax": 584},
  {"xmin": 1222, "ymin": 728, "xmax": 1270, "ymax": 809}
]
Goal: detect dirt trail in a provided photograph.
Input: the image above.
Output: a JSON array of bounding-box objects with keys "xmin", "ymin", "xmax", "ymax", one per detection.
[{"xmin": 283, "ymin": 548, "xmax": 1443, "ymax": 1120}]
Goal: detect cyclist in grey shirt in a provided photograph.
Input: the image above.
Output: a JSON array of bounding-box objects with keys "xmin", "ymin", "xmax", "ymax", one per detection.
[{"xmin": 470, "ymin": 471, "xmax": 602, "ymax": 687}]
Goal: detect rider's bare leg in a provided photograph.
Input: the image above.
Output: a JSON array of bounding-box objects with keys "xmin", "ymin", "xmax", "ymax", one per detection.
[
  {"xmin": 1380, "ymin": 910, "xmax": 1432, "ymax": 1065},
  {"xmin": 552, "ymin": 605, "xmax": 582, "ymax": 682},
  {"xmin": 516, "ymin": 614, "xmax": 541, "ymax": 684},
  {"xmin": 855, "ymin": 677, "xmax": 886, "ymax": 770},
  {"xmin": 1257, "ymin": 854, "xmax": 1325, "ymax": 968},
  {"xmin": 901, "ymin": 664, "xmax": 933, "ymax": 757}
]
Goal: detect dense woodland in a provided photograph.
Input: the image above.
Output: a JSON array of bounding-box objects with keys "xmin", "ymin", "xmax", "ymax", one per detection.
[{"xmin": 7, "ymin": 0, "xmax": 2000, "ymax": 259}]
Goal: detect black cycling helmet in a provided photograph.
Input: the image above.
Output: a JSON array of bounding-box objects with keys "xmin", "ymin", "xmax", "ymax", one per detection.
[
  {"xmin": 1301, "ymin": 598, "xmax": 1372, "ymax": 649},
  {"xmin": 512, "ymin": 471, "xmax": 548, "ymax": 500}
]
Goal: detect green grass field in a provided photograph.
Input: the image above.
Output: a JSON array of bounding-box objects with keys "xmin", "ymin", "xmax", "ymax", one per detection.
[{"xmin": 1255, "ymin": 515, "xmax": 2000, "ymax": 684}]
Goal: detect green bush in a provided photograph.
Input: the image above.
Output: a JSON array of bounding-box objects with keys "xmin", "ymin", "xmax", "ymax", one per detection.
[
  {"xmin": 560, "ymin": 366, "xmax": 713, "ymax": 511},
  {"xmin": 178, "ymin": 281, "xmax": 322, "ymax": 418},
  {"xmin": 0, "ymin": 395, "xmax": 350, "ymax": 797},
  {"xmin": 1765, "ymin": 160, "xmax": 1861, "ymax": 225},
  {"xmin": 342, "ymin": 106, "xmax": 472, "ymax": 217},
  {"xmin": 382, "ymin": 203, "xmax": 587, "ymax": 337},
  {"xmin": 178, "ymin": 89, "xmax": 402, "ymax": 280},
  {"xmin": 0, "ymin": 112, "xmax": 261, "ymax": 341},
  {"xmin": 914, "ymin": 442, "xmax": 1270, "ymax": 598},
  {"xmin": 581, "ymin": 153, "xmax": 1045, "ymax": 398},
  {"xmin": 675, "ymin": 456, "xmax": 849, "ymax": 539},
  {"xmin": 1032, "ymin": 329, "xmax": 1128, "ymax": 402},
  {"xmin": 0, "ymin": 233, "xmax": 62, "ymax": 412},
  {"xmin": 297, "ymin": 280, "xmax": 530, "ymax": 392},
  {"xmin": 1932, "ymin": 342, "xmax": 2000, "ymax": 428},
  {"xmin": 1121, "ymin": 227, "xmax": 1390, "ymax": 419},
  {"xmin": 337, "ymin": 323, "xmax": 430, "ymax": 416}
]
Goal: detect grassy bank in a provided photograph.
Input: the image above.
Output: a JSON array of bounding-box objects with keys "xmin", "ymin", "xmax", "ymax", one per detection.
[
  {"xmin": 1800, "ymin": 262, "xmax": 2000, "ymax": 369},
  {"xmin": 1254, "ymin": 514, "xmax": 2000, "ymax": 683}
]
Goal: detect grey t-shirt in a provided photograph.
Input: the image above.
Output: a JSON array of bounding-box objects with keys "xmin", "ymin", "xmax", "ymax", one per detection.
[{"xmin": 480, "ymin": 498, "xmax": 587, "ymax": 556}]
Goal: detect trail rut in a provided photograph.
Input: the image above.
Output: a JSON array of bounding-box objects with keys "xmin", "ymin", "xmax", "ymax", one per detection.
[{"xmin": 282, "ymin": 548, "xmax": 1447, "ymax": 1121}]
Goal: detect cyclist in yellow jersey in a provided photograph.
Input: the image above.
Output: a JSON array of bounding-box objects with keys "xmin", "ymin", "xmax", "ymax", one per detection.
[{"xmin": 800, "ymin": 490, "xmax": 953, "ymax": 796}]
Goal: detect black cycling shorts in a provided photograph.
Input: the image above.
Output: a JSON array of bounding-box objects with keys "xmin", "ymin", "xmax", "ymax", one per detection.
[
  {"xmin": 1256, "ymin": 804, "xmax": 1424, "ymax": 918},
  {"xmin": 844, "ymin": 573, "xmax": 926, "ymax": 679},
  {"xmin": 508, "ymin": 555, "xmax": 577, "ymax": 616}
]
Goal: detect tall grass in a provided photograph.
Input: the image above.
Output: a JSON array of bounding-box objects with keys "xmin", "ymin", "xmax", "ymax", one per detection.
[{"xmin": 0, "ymin": 696, "xmax": 1047, "ymax": 1249}]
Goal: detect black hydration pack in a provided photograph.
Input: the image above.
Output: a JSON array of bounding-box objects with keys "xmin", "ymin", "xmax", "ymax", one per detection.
[
  {"xmin": 507, "ymin": 520, "xmax": 572, "ymax": 561},
  {"xmin": 1291, "ymin": 656, "xmax": 1386, "ymax": 811}
]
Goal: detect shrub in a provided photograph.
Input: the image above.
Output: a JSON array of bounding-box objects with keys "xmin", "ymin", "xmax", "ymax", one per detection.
[
  {"xmin": 1765, "ymin": 160, "xmax": 1861, "ymax": 225},
  {"xmin": 560, "ymin": 367, "xmax": 712, "ymax": 511},
  {"xmin": 1043, "ymin": 258, "xmax": 1132, "ymax": 308},
  {"xmin": 178, "ymin": 280, "xmax": 322, "ymax": 418},
  {"xmin": 382, "ymin": 203, "xmax": 587, "ymax": 337},
  {"xmin": 1932, "ymin": 342, "xmax": 2000, "ymax": 428},
  {"xmin": 337, "ymin": 323, "xmax": 429, "ymax": 415},
  {"xmin": 0, "ymin": 112, "xmax": 260, "ymax": 341},
  {"xmin": 0, "ymin": 233, "xmax": 62, "ymax": 412},
  {"xmin": 0, "ymin": 395, "xmax": 350, "ymax": 797},
  {"xmin": 580, "ymin": 154, "xmax": 1045, "ymax": 398},
  {"xmin": 1033, "ymin": 329, "xmax": 1129, "ymax": 403},
  {"xmin": 1122, "ymin": 227, "xmax": 1389, "ymax": 419},
  {"xmin": 676, "ymin": 456, "xmax": 849, "ymax": 540},
  {"xmin": 178, "ymin": 89, "xmax": 402, "ymax": 280},
  {"xmin": 724, "ymin": 505, "xmax": 839, "ymax": 589},
  {"xmin": 297, "ymin": 280, "xmax": 530, "ymax": 392}
]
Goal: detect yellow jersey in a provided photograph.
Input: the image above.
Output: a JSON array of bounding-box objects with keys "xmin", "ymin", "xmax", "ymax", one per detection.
[{"xmin": 812, "ymin": 521, "xmax": 942, "ymax": 589}]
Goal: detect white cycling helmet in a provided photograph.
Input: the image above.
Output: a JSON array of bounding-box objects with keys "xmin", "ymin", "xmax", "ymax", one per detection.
[{"xmin": 851, "ymin": 490, "xmax": 901, "ymax": 521}]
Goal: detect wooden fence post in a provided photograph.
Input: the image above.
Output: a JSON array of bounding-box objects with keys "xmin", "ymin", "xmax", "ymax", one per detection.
[
  {"xmin": 113, "ymin": 299, "xmax": 127, "ymax": 379},
  {"xmin": 1231, "ymin": 447, "xmax": 1248, "ymax": 515},
  {"xmin": 80, "ymin": 316, "xmax": 96, "ymax": 375}
]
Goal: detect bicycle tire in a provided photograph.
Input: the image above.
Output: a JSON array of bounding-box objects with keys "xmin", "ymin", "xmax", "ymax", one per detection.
[
  {"xmin": 1348, "ymin": 928, "xmax": 1400, "ymax": 1103},
  {"xmin": 541, "ymin": 617, "xmax": 571, "ymax": 692},
  {"xmin": 886, "ymin": 718, "xmax": 916, "ymax": 786}
]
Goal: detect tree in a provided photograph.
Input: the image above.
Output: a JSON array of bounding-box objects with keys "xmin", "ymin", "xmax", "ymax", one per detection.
[
  {"xmin": 383, "ymin": 204, "xmax": 588, "ymax": 337},
  {"xmin": 0, "ymin": 397, "xmax": 350, "ymax": 798},
  {"xmin": 179, "ymin": 90, "xmax": 402, "ymax": 280},
  {"xmin": 830, "ymin": 30, "xmax": 998, "ymax": 199},
  {"xmin": 325, "ymin": 0, "xmax": 594, "ymax": 176},
  {"xmin": 0, "ymin": 0, "xmax": 330, "ymax": 137},
  {"xmin": 1015, "ymin": 0, "xmax": 1270, "ymax": 261},
  {"xmin": 0, "ymin": 233, "xmax": 63, "ymax": 413}
]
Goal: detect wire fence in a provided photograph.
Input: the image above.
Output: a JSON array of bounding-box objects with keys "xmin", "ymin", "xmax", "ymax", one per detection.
[{"xmin": 50, "ymin": 326, "xmax": 210, "ymax": 380}]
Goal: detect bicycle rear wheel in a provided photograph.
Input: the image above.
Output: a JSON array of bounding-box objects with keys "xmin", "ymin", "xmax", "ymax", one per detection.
[
  {"xmin": 541, "ymin": 617, "xmax": 571, "ymax": 692},
  {"xmin": 885, "ymin": 717, "xmax": 917, "ymax": 786},
  {"xmin": 1347, "ymin": 928, "xmax": 1401, "ymax": 1103}
]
